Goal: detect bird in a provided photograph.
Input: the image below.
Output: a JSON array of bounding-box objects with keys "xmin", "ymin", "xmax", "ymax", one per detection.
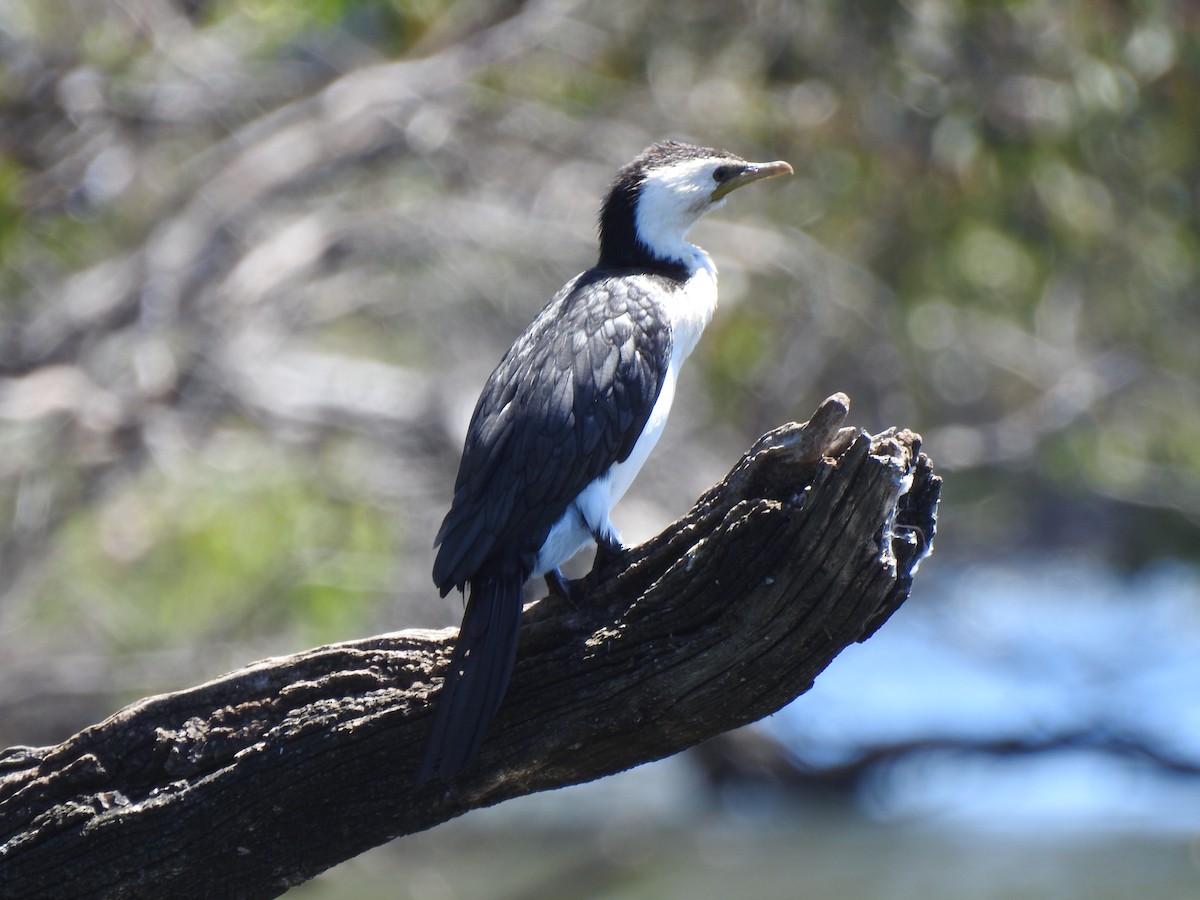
[{"xmin": 417, "ymin": 140, "xmax": 792, "ymax": 786}]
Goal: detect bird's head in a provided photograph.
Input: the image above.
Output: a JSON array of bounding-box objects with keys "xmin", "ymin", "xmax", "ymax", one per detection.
[{"xmin": 598, "ymin": 140, "xmax": 793, "ymax": 273}]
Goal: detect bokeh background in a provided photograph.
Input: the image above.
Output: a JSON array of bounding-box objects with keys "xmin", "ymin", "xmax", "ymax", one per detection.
[{"xmin": 2, "ymin": 0, "xmax": 1199, "ymax": 896}]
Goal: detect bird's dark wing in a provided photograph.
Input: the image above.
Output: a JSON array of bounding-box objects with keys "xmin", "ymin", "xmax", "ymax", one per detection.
[{"xmin": 432, "ymin": 271, "xmax": 675, "ymax": 594}]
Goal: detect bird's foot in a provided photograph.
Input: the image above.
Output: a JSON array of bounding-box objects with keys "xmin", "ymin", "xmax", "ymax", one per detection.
[
  {"xmin": 544, "ymin": 568, "xmax": 584, "ymax": 606},
  {"xmin": 592, "ymin": 533, "xmax": 625, "ymax": 570}
]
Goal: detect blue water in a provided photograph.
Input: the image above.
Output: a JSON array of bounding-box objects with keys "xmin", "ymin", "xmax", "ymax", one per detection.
[{"xmin": 769, "ymin": 558, "xmax": 1200, "ymax": 834}]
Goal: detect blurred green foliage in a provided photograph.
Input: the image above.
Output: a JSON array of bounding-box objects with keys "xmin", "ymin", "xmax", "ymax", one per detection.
[{"xmin": 35, "ymin": 436, "xmax": 394, "ymax": 654}]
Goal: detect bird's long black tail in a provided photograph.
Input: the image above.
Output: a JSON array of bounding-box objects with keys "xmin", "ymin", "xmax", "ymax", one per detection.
[{"xmin": 416, "ymin": 575, "xmax": 524, "ymax": 786}]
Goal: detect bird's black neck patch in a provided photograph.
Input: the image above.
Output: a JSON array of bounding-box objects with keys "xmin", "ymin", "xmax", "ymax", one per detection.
[{"xmin": 596, "ymin": 176, "xmax": 690, "ymax": 282}]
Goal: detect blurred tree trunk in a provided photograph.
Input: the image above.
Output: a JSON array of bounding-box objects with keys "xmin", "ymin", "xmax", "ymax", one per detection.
[{"xmin": 0, "ymin": 396, "xmax": 939, "ymax": 900}]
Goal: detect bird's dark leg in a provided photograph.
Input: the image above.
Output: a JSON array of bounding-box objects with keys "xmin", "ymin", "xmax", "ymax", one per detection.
[
  {"xmin": 592, "ymin": 531, "xmax": 625, "ymax": 570},
  {"xmin": 544, "ymin": 568, "xmax": 580, "ymax": 605}
]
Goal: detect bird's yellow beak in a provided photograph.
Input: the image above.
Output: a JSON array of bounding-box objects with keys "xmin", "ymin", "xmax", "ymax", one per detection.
[{"xmin": 711, "ymin": 159, "xmax": 794, "ymax": 201}]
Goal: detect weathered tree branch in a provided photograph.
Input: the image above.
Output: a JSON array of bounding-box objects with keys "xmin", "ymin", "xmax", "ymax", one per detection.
[{"xmin": 0, "ymin": 394, "xmax": 939, "ymax": 899}]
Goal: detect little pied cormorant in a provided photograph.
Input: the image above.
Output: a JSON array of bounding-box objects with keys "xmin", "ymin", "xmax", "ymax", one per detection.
[{"xmin": 418, "ymin": 141, "xmax": 792, "ymax": 786}]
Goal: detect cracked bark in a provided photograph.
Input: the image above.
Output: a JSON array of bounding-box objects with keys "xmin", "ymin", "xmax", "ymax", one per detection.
[{"xmin": 0, "ymin": 394, "xmax": 940, "ymax": 899}]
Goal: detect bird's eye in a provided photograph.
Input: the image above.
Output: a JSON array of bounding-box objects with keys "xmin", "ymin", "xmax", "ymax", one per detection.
[{"xmin": 713, "ymin": 166, "xmax": 735, "ymax": 183}]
